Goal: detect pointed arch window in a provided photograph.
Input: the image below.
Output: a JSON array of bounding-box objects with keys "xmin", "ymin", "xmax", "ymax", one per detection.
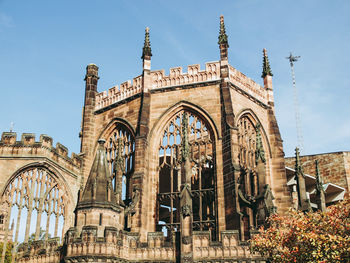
[
  {"xmin": 238, "ymin": 116, "xmax": 256, "ymax": 169},
  {"xmin": 1, "ymin": 166, "xmax": 66, "ymax": 243},
  {"xmin": 104, "ymin": 123, "xmax": 135, "ymax": 204},
  {"xmin": 237, "ymin": 115, "xmax": 269, "ymax": 239},
  {"xmin": 156, "ymin": 110, "xmax": 217, "ymax": 239}
]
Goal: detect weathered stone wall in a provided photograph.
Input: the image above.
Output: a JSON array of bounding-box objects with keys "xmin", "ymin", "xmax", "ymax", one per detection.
[
  {"xmin": 79, "ymin": 57, "xmax": 292, "ymax": 243},
  {"xmin": 0, "ymin": 132, "xmax": 82, "ymax": 239},
  {"xmin": 17, "ymin": 238, "xmax": 61, "ymax": 263},
  {"xmin": 18, "ymin": 229, "xmax": 266, "ymax": 263},
  {"xmin": 285, "ymin": 151, "xmax": 350, "ymax": 198}
]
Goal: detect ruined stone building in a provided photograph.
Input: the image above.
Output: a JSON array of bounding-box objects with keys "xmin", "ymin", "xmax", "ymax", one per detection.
[{"xmin": 0, "ymin": 16, "xmax": 348, "ymax": 263}]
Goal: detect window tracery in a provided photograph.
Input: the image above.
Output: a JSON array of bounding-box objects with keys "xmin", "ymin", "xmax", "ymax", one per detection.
[
  {"xmin": 2, "ymin": 166, "xmax": 66, "ymax": 243},
  {"xmin": 237, "ymin": 115, "xmax": 269, "ymax": 239},
  {"xmin": 238, "ymin": 116, "xmax": 256, "ymax": 169},
  {"xmin": 156, "ymin": 110, "xmax": 216, "ymax": 239},
  {"xmin": 104, "ymin": 124, "xmax": 135, "ymax": 204}
]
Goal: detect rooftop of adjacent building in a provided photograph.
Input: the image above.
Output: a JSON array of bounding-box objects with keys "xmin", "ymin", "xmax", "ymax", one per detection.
[{"xmin": 285, "ymin": 150, "xmax": 350, "ymax": 159}]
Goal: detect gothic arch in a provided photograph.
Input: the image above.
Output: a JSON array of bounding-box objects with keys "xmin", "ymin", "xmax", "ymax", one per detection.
[
  {"xmin": 99, "ymin": 119, "xmax": 136, "ymax": 206},
  {"xmin": 1, "ymin": 162, "xmax": 73, "ymax": 244},
  {"xmin": 234, "ymin": 109, "xmax": 275, "ymax": 239},
  {"xmin": 97, "ymin": 117, "xmax": 136, "ymax": 143},
  {"xmin": 149, "ymin": 101, "xmax": 220, "ymax": 142},
  {"xmin": 145, "ymin": 102, "xmax": 220, "ymax": 239},
  {"xmin": 234, "ymin": 108, "xmax": 272, "ymax": 158}
]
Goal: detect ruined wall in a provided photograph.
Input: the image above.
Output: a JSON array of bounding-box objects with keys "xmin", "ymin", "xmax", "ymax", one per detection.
[
  {"xmin": 0, "ymin": 132, "xmax": 82, "ymax": 241},
  {"xmin": 285, "ymin": 152, "xmax": 350, "ymax": 198},
  {"xmin": 18, "ymin": 229, "xmax": 266, "ymax": 263},
  {"xmin": 79, "ymin": 56, "xmax": 291, "ymax": 243}
]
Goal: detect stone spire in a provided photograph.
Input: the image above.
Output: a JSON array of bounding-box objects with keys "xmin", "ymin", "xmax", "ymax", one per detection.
[
  {"xmin": 294, "ymin": 147, "xmax": 311, "ymax": 212},
  {"xmin": 141, "ymin": 27, "xmax": 152, "ymax": 60},
  {"xmin": 261, "ymin": 48, "xmax": 273, "ymax": 78},
  {"xmin": 78, "ymin": 139, "xmax": 118, "ymax": 210},
  {"xmin": 218, "ymin": 15, "xmax": 229, "ymax": 60},
  {"xmin": 218, "ymin": 15, "xmax": 229, "ymax": 47},
  {"xmin": 142, "ymin": 27, "xmax": 152, "ymax": 90},
  {"xmin": 261, "ymin": 49, "xmax": 274, "ymax": 105},
  {"xmin": 315, "ymin": 160, "xmax": 326, "ymax": 212}
]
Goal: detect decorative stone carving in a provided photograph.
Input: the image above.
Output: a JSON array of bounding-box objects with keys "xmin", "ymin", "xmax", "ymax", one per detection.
[
  {"xmin": 181, "ymin": 205, "xmax": 191, "ymax": 218},
  {"xmin": 255, "ymin": 184, "xmax": 277, "ymax": 226},
  {"xmin": 182, "ymin": 236, "xmax": 192, "ymax": 244}
]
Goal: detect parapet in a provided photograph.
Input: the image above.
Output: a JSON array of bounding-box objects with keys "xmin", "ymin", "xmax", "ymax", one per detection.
[
  {"xmin": 64, "ymin": 226, "xmax": 263, "ymax": 262},
  {"xmin": 17, "ymin": 238, "xmax": 61, "ymax": 263},
  {"xmin": 0, "ymin": 132, "xmax": 82, "ymax": 168},
  {"xmin": 228, "ymin": 65, "xmax": 267, "ymax": 104},
  {"xmin": 151, "ymin": 61, "xmax": 220, "ymax": 89},
  {"xmin": 17, "ymin": 226, "xmax": 264, "ymax": 262},
  {"xmin": 94, "ymin": 61, "xmax": 269, "ymax": 111},
  {"xmin": 95, "ymin": 75, "xmax": 143, "ymax": 110}
]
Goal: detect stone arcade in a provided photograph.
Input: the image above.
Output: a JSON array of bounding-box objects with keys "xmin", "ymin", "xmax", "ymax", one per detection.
[{"xmin": 0, "ymin": 16, "xmax": 348, "ymax": 263}]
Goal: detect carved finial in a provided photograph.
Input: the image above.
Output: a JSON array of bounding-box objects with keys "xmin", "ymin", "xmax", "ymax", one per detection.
[
  {"xmin": 181, "ymin": 113, "xmax": 190, "ymax": 162},
  {"xmin": 315, "ymin": 160, "xmax": 324, "ymax": 193},
  {"xmin": 141, "ymin": 27, "xmax": 152, "ymax": 59},
  {"xmin": 255, "ymin": 123, "xmax": 266, "ymax": 164},
  {"xmin": 218, "ymin": 15, "xmax": 229, "ymax": 47},
  {"xmin": 262, "ymin": 48, "xmax": 273, "ymax": 78}
]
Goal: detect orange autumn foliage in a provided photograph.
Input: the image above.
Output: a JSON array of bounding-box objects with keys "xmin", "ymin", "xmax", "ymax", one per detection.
[{"xmin": 250, "ymin": 199, "xmax": 350, "ymax": 262}]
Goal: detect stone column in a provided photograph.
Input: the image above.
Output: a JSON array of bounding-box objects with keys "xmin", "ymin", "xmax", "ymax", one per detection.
[
  {"xmin": 80, "ymin": 64, "xmax": 99, "ymax": 187},
  {"xmin": 179, "ymin": 113, "xmax": 193, "ymax": 263},
  {"xmin": 132, "ymin": 27, "xmax": 152, "ymax": 238},
  {"xmin": 217, "ymin": 15, "xmax": 241, "ymax": 236},
  {"xmin": 263, "ymin": 49, "xmax": 292, "ymax": 214}
]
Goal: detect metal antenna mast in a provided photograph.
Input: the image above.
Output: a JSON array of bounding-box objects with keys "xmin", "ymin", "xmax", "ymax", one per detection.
[{"xmin": 286, "ymin": 52, "xmax": 304, "ymax": 152}]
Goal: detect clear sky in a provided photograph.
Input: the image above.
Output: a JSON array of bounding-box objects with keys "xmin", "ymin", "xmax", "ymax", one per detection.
[{"xmin": 1, "ymin": 0, "xmax": 349, "ymax": 158}]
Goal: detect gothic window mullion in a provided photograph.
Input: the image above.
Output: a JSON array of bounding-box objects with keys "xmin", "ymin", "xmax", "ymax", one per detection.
[
  {"xmin": 24, "ymin": 175, "xmax": 34, "ymax": 242},
  {"xmin": 54, "ymin": 190, "xmax": 61, "ymax": 238},
  {"xmin": 105, "ymin": 124, "xmax": 135, "ymax": 208},
  {"xmin": 2, "ymin": 167, "xmax": 67, "ymax": 244},
  {"xmin": 157, "ymin": 110, "xmax": 216, "ymax": 238},
  {"xmin": 170, "ymin": 147, "xmax": 174, "ymax": 225},
  {"xmin": 14, "ymin": 193, "xmax": 23, "ymax": 243},
  {"xmin": 45, "ymin": 191, "xmax": 53, "ymax": 240},
  {"xmin": 54, "ymin": 211, "xmax": 59, "ymax": 237},
  {"xmin": 37, "ymin": 173, "xmax": 46, "ymax": 237},
  {"xmin": 198, "ymin": 147, "xmax": 203, "ymax": 230}
]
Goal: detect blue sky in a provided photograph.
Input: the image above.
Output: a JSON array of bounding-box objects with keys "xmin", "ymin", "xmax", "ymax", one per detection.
[{"xmin": 0, "ymin": 0, "xmax": 349, "ymax": 158}]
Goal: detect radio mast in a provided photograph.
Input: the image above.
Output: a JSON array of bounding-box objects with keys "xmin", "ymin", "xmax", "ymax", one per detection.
[{"xmin": 286, "ymin": 53, "xmax": 304, "ymax": 152}]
